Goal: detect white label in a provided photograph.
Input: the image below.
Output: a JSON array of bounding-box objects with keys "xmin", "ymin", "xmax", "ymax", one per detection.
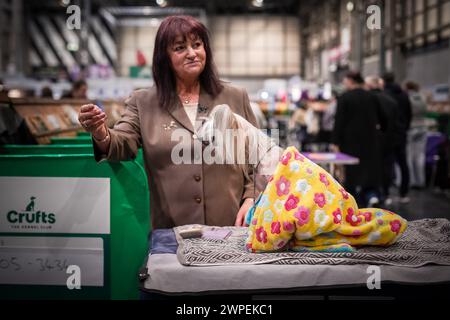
[
  {"xmin": 0, "ymin": 237, "xmax": 104, "ymax": 286},
  {"xmin": 0, "ymin": 177, "xmax": 110, "ymax": 234}
]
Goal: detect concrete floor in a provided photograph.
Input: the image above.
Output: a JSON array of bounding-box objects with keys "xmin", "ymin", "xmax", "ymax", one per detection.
[{"xmin": 381, "ymin": 188, "xmax": 450, "ymax": 221}]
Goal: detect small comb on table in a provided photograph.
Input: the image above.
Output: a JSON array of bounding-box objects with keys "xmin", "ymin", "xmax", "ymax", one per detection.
[{"xmin": 178, "ymin": 225, "xmax": 203, "ymax": 239}]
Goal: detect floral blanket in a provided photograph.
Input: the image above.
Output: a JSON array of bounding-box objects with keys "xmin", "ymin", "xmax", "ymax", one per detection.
[{"xmin": 245, "ymin": 147, "xmax": 407, "ymax": 253}]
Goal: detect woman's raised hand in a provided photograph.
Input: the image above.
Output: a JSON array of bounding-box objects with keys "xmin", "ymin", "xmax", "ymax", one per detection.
[{"xmin": 78, "ymin": 104, "xmax": 108, "ymax": 140}]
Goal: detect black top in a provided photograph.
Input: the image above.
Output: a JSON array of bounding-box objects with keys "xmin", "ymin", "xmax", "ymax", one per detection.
[
  {"xmin": 332, "ymin": 88, "xmax": 384, "ymax": 190},
  {"xmin": 384, "ymin": 83, "xmax": 412, "ymax": 143}
]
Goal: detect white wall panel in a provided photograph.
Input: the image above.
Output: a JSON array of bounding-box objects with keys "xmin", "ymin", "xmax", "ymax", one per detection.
[
  {"xmin": 117, "ymin": 15, "xmax": 300, "ymax": 77},
  {"xmin": 211, "ymin": 15, "xmax": 300, "ymax": 76}
]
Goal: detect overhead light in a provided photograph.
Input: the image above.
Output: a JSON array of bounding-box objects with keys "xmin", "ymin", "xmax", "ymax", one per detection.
[
  {"xmin": 260, "ymin": 91, "xmax": 269, "ymax": 100},
  {"xmin": 67, "ymin": 42, "xmax": 79, "ymax": 52},
  {"xmin": 60, "ymin": 0, "xmax": 70, "ymax": 7},
  {"xmin": 156, "ymin": 0, "xmax": 168, "ymax": 7},
  {"xmin": 252, "ymin": 0, "xmax": 264, "ymax": 8},
  {"xmin": 346, "ymin": 1, "xmax": 354, "ymax": 12},
  {"xmin": 8, "ymin": 89, "xmax": 23, "ymax": 99}
]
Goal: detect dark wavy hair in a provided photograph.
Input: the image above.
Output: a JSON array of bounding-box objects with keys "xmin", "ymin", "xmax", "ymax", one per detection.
[{"xmin": 152, "ymin": 15, "xmax": 223, "ymax": 110}]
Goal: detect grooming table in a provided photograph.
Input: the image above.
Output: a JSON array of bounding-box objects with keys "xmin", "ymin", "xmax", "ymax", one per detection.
[{"xmin": 139, "ymin": 220, "xmax": 450, "ymax": 299}]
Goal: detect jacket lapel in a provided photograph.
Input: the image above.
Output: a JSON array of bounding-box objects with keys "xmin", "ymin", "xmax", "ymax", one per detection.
[
  {"xmin": 167, "ymin": 94, "xmax": 195, "ymax": 134},
  {"xmin": 167, "ymin": 87, "xmax": 217, "ymax": 133},
  {"xmin": 196, "ymin": 87, "xmax": 216, "ymax": 130}
]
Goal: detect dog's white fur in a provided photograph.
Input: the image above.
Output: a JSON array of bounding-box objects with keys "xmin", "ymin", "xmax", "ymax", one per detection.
[{"xmin": 197, "ymin": 104, "xmax": 284, "ymax": 191}]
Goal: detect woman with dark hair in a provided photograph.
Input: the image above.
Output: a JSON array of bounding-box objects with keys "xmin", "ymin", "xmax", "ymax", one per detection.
[
  {"xmin": 152, "ymin": 15, "xmax": 223, "ymax": 110},
  {"xmin": 77, "ymin": 15, "xmax": 258, "ymax": 229}
]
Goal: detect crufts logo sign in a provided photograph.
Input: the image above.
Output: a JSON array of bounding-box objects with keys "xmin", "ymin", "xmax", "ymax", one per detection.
[{"xmin": 6, "ymin": 196, "xmax": 56, "ymax": 228}]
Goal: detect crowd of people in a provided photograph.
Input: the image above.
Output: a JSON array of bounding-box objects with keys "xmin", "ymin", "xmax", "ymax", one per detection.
[{"xmin": 288, "ymin": 71, "xmax": 431, "ymax": 208}]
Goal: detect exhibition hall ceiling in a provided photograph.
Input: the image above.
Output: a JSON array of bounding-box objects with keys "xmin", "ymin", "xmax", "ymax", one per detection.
[{"xmin": 30, "ymin": 0, "xmax": 305, "ymax": 14}]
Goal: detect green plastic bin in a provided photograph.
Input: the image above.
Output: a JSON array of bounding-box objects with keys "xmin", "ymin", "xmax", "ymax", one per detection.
[
  {"xmin": 0, "ymin": 144, "xmax": 93, "ymax": 155},
  {"xmin": 47, "ymin": 137, "xmax": 145, "ymax": 168},
  {"xmin": 77, "ymin": 132, "xmax": 91, "ymax": 137},
  {"xmin": 50, "ymin": 136, "xmax": 93, "ymax": 145},
  {"xmin": 0, "ymin": 154, "xmax": 150, "ymax": 300}
]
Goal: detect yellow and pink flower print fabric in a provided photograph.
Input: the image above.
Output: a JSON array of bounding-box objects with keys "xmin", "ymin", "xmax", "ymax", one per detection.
[{"xmin": 245, "ymin": 147, "xmax": 407, "ymax": 253}]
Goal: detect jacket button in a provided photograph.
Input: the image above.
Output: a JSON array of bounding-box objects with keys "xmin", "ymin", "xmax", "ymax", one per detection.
[
  {"xmin": 194, "ymin": 175, "xmax": 201, "ymax": 182},
  {"xmin": 195, "ymin": 197, "xmax": 202, "ymax": 203}
]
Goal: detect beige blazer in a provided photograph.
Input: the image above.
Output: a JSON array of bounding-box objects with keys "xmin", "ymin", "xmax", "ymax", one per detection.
[{"xmin": 94, "ymin": 83, "xmax": 258, "ymax": 229}]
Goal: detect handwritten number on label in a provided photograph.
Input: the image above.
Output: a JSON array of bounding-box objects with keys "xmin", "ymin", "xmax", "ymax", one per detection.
[
  {"xmin": 36, "ymin": 258, "xmax": 45, "ymax": 271},
  {"xmin": 0, "ymin": 259, "xmax": 8, "ymax": 269},
  {"xmin": 11, "ymin": 257, "xmax": 21, "ymax": 271},
  {"xmin": 45, "ymin": 259, "xmax": 54, "ymax": 270},
  {"xmin": 1, "ymin": 257, "xmax": 72, "ymax": 272},
  {"xmin": 55, "ymin": 259, "xmax": 68, "ymax": 272}
]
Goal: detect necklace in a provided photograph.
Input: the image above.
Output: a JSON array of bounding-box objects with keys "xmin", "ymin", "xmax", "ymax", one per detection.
[
  {"xmin": 179, "ymin": 93, "xmax": 196, "ymax": 104},
  {"xmin": 181, "ymin": 95, "xmax": 191, "ymax": 104},
  {"xmin": 178, "ymin": 88, "xmax": 199, "ymax": 104}
]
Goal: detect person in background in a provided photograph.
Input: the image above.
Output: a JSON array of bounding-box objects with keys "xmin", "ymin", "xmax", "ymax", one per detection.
[
  {"xmin": 63, "ymin": 79, "xmax": 88, "ymax": 99},
  {"xmin": 304, "ymin": 101, "xmax": 320, "ymax": 149},
  {"xmin": 289, "ymin": 101, "xmax": 308, "ymax": 150},
  {"xmin": 0, "ymin": 80, "xmax": 8, "ymax": 100},
  {"xmin": 366, "ymin": 76, "xmax": 400, "ymax": 206},
  {"xmin": 0, "ymin": 80, "xmax": 36, "ymax": 145},
  {"xmin": 404, "ymin": 81, "xmax": 428, "ymax": 189},
  {"xmin": 77, "ymin": 15, "xmax": 258, "ymax": 229},
  {"xmin": 383, "ymin": 72, "xmax": 412, "ymax": 203},
  {"xmin": 41, "ymin": 86, "xmax": 54, "ymax": 98},
  {"xmin": 332, "ymin": 71, "xmax": 384, "ymax": 207},
  {"xmin": 319, "ymin": 90, "xmax": 338, "ymax": 145}
]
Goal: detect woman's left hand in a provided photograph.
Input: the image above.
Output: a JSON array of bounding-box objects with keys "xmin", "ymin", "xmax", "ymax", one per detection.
[{"xmin": 234, "ymin": 198, "xmax": 255, "ymax": 227}]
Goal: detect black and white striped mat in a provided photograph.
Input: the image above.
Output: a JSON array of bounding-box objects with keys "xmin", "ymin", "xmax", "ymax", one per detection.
[{"xmin": 175, "ymin": 219, "xmax": 450, "ymax": 267}]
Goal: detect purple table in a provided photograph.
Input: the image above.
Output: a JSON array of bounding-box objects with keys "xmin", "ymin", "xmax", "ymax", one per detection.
[
  {"xmin": 302, "ymin": 152, "xmax": 359, "ymax": 175},
  {"xmin": 426, "ymin": 133, "xmax": 445, "ymax": 164}
]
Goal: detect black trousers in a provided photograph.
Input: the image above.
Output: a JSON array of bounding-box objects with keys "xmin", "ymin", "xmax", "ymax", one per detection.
[
  {"xmin": 395, "ymin": 144, "xmax": 410, "ymax": 197},
  {"xmin": 344, "ymin": 185, "xmax": 380, "ymax": 208},
  {"xmin": 381, "ymin": 151, "xmax": 395, "ymax": 198}
]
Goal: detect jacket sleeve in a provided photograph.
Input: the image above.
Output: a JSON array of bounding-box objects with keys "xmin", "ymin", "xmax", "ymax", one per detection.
[
  {"xmin": 241, "ymin": 88, "xmax": 260, "ymax": 201},
  {"xmin": 93, "ymin": 92, "xmax": 142, "ymax": 163},
  {"xmin": 375, "ymin": 95, "xmax": 388, "ymax": 133},
  {"xmin": 404, "ymin": 94, "xmax": 413, "ymax": 131}
]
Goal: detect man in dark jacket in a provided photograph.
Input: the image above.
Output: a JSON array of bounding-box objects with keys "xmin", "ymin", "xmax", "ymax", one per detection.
[
  {"xmin": 383, "ymin": 72, "xmax": 412, "ymax": 202},
  {"xmin": 332, "ymin": 71, "xmax": 384, "ymax": 207},
  {"xmin": 366, "ymin": 76, "xmax": 401, "ymax": 205}
]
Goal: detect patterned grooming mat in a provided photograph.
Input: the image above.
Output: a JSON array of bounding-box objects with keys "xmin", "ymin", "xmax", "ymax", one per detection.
[{"xmin": 175, "ymin": 219, "xmax": 450, "ymax": 267}]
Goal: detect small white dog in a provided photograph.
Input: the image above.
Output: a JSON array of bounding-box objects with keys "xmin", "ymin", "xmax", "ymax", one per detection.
[{"xmin": 197, "ymin": 104, "xmax": 284, "ymax": 193}]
